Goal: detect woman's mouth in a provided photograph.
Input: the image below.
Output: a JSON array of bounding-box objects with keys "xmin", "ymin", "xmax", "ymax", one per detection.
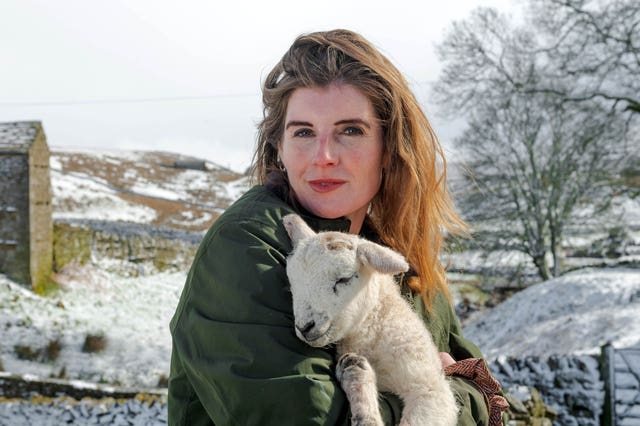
[{"xmin": 308, "ymin": 179, "xmax": 346, "ymax": 193}]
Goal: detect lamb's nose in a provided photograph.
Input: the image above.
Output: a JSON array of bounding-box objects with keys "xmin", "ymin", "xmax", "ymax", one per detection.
[{"xmin": 296, "ymin": 320, "xmax": 316, "ymax": 337}]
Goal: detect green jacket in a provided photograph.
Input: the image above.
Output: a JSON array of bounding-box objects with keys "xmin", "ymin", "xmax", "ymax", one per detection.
[{"xmin": 169, "ymin": 185, "xmax": 490, "ymax": 425}]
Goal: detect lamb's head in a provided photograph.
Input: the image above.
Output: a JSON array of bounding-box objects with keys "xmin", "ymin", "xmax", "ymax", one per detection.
[{"xmin": 283, "ymin": 214, "xmax": 409, "ymax": 347}]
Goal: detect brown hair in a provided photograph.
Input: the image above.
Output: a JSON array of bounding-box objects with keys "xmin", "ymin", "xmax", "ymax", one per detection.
[{"xmin": 253, "ymin": 29, "xmax": 467, "ymax": 306}]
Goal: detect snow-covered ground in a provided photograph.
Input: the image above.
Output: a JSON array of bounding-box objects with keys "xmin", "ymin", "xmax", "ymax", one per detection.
[
  {"xmin": 2, "ymin": 264, "xmax": 639, "ymax": 424},
  {"xmin": 0, "ymin": 264, "xmax": 184, "ymax": 388},
  {"xmin": 463, "ymin": 267, "xmax": 640, "ymax": 360},
  {"xmin": 2, "ymin": 263, "xmax": 638, "ymax": 390}
]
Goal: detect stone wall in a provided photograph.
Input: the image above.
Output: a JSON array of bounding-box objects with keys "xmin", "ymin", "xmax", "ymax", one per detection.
[
  {"xmin": 52, "ymin": 220, "xmax": 202, "ymax": 275},
  {"xmin": 0, "ymin": 371, "xmax": 165, "ymax": 400},
  {"xmin": 0, "ymin": 154, "xmax": 30, "ymax": 285},
  {"xmin": 490, "ymin": 354, "xmax": 604, "ymax": 426}
]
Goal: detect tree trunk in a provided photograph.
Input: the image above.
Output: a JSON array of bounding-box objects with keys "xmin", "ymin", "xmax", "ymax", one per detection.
[
  {"xmin": 550, "ymin": 226, "xmax": 564, "ymax": 277},
  {"xmin": 550, "ymin": 240, "xmax": 563, "ymax": 277},
  {"xmin": 532, "ymin": 252, "xmax": 552, "ymax": 281}
]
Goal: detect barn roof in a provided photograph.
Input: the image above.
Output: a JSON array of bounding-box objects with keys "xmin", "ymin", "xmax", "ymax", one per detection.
[{"xmin": 0, "ymin": 121, "xmax": 43, "ymax": 152}]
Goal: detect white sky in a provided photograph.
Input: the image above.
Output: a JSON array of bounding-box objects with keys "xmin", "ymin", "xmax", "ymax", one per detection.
[{"xmin": 0, "ymin": 0, "xmax": 514, "ymax": 172}]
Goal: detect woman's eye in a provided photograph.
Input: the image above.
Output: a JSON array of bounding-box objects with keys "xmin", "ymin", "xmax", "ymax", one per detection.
[
  {"xmin": 343, "ymin": 127, "xmax": 364, "ymax": 136},
  {"xmin": 293, "ymin": 128, "xmax": 313, "ymax": 137}
]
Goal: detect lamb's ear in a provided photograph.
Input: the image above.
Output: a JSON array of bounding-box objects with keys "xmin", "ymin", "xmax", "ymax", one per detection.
[
  {"xmin": 283, "ymin": 214, "xmax": 316, "ymax": 248},
  {"xmin": 357, "ymin": 241, "xmax": 410, "ymax": 275}
]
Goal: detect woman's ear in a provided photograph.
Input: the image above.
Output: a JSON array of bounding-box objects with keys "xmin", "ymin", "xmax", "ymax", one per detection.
[{"xmin": 276, "ymin": 145, "xmax": 287, "ymax": 172}]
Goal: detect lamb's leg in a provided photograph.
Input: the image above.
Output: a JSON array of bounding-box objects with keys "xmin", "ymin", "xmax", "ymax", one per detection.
[
  {"xmin": 398, "ymin": 384, "xmax": 458, "ymax": 426},
  {"xmin": 336, "ymin": 353, "xmax": 384, "ymax": 426}
]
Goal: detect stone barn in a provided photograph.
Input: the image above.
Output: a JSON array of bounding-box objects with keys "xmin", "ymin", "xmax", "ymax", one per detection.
[{"xmin": 0, "ymin": 121, "xmax": 52, "ymax": 290}]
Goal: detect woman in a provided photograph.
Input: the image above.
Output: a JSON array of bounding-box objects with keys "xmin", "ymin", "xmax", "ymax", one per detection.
[{"xmin": 169, "ymin": 29, "xmax": 506, "ymax": 425}]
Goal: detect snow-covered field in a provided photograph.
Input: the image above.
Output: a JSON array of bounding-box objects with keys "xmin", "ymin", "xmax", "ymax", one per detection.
[
  {"xmin": 2, "ymin": 262, "xmax": 638, "ymax": 391},
  {"xmin": 464, "ymin": 268, "xmax": 640, "ymax": 360},
  {"xmin": 2, "ymin": 263, "xmax": 639, "ymax": 424},
  {"xmin": 0, "ymin": 264, "xmax": 184, "ymax": 388},
  {"xmin": 0, "ymin": 266, "xmax": 640, "ymax": 387}
]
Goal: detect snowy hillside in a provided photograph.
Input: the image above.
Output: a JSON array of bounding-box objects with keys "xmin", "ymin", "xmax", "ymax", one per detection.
[
  {"xmin": 51, "ymin": 148, "xmax": 249, "ymax": 232},
  {"xmin": 463, "ymin": 268, "xmax": 640, "ymax": 360}
]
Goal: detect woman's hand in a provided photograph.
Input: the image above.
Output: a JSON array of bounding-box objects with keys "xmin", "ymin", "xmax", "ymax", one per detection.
[{"xmin": 439, "ymin": 352, "xmax": 456, "ymax": 369}]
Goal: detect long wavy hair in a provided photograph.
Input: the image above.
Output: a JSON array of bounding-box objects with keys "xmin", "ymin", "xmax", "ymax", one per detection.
[{"xmin": 253, "ymin": 29, "xmax": 467, "ymax": 306}]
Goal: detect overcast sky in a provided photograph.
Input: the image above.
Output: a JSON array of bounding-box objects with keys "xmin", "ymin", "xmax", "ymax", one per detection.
[{"xmin": 1, "ymin": 0, "xmax": 514, "ymax": 172}]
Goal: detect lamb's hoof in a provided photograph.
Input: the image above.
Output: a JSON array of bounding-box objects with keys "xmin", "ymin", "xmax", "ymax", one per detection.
[
  {"xmin": 351, "ymin": 414, "xmax": 381, "ymax": 426},
  {"xmin": 339, "ymin": 353, "xmax": 367, "ymax": 369},
  {"xmin": 336, "ymin": 353, "xmax": 370, "ymax": 382}
]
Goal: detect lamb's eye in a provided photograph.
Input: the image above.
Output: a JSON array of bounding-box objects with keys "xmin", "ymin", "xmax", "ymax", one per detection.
[
  {"xmin": 336, "ymin": 276, "xmax": 351, "ymax": 285},
  {"xmin": 332, "ymin": 274, "xmax": 357, "ymax": 294}
]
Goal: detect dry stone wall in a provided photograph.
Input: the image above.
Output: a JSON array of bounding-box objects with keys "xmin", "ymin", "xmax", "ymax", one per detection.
[
  {"xmin": 491, "ymin": 354, "xmax": 604, "ymax": 426},
  {"xmin": 52, "ymin": 220, "xmax": 202, "ymax": 275}
]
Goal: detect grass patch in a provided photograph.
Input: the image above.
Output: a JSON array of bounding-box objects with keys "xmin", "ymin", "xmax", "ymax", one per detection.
[
  {"xmin": 14, "ymin": 345, "xmax": 41, "ymax": 361},
  {"xmin": 157, "ymin": 373, "xmax": 169, "ymax": 388},
  {"xmin": 14, "ymin": 337, "xmax": 64, "ymax": 362},
  {"xmin": 82, "ymin": 333, "xmax": 107, "ymax": 353},
  {"xmin": 45, "ymin": 338, "xmax": 63, "ymax": 361},
  {"xmin": 33, "ymin": 275, "xmax": 61, "ymax": 296}
]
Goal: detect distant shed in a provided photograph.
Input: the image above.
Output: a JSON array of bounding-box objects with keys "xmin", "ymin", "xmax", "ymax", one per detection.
[
  {"xmin": 0, "ymin": 121, "xmax": 52, "ymax": 290},
  {"xmin": 173, "ymin": 160, "xmax": 207, "ymax": 171}
]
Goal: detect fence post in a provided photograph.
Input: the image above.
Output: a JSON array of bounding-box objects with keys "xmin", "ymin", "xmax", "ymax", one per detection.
[{"xmin": 600, "ymin": 342, "xmax": 616, "ymax": 426}]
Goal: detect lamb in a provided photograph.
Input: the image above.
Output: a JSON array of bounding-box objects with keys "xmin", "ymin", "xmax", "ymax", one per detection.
[{"xmin": 283, "ymin": 214, "xmax": 458, "ymax": 426}]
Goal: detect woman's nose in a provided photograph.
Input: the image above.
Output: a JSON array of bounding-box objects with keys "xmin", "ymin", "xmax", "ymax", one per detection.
[{"xmin": 312, "ymin": 134, "xmax": 338, "ymax": 166}]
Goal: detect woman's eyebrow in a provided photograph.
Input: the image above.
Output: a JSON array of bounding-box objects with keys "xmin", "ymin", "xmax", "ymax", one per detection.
[
  {"xmin": 285, "ymin": 121, "xmax": 313, "ymax": 129},
  {"xmin": 334, "ymin": 118, "xmax": 371, "ymax": 129},
  {"xmin": 285, "ymin": 118, "xmax": 372, "ymax": 129}
]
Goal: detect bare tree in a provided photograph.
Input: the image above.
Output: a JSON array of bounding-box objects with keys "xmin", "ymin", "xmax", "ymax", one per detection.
[
  {"xmin": 434, "ymin": 1, "xmax": 637, "ymax": 280},
  {"xmin": 433, "ymin": 8, "xmax": 534, "ymax": 116},
  {"xmin": 527, "ymin": 0, "xmax": 640, "ymax": 114},
  {"xmin": 456, "ymin": 93, "xmax": 626, "ymax": 279},
  {"xmin": 435, "ymin": 0, "xmax": 640, "ymax": 115}
]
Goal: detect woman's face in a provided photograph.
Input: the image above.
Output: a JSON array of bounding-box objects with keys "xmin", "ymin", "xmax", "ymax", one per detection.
[{"xmin": 279, "ymin": 83, "xmax": 384, "ymax": 233}]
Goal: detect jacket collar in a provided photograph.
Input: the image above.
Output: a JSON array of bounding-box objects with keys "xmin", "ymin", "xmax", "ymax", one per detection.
[{"xmin": 300, "ymin": 213, "xmax": 351, "ymax": 234}]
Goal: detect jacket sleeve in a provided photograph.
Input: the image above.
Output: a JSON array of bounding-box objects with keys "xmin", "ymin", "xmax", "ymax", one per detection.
[
  {"xmin": 444, "ymin": 295, "xmax": 495, "ymax": 426},
  {"xmin": 169, "ymin": 217, "xmax": 402, "ymax": 425}
]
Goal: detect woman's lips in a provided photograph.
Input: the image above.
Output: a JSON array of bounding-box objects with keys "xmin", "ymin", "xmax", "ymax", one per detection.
[{"xmin": 308, "ymin": 179, "xmax": 346, "ymax": 193}]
